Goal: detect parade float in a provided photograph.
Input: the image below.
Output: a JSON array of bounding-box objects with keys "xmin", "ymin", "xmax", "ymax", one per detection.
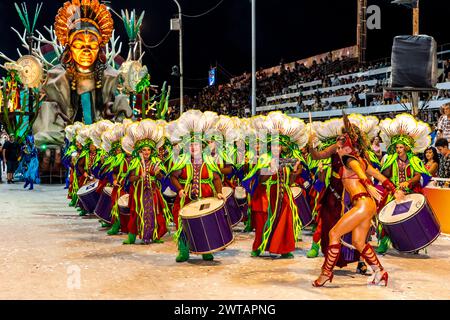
[{"xmin": 0, "ymin": 0, "xmax": 170, "ymax": 182}]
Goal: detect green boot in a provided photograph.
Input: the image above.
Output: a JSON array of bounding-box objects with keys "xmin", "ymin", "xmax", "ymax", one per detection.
[
  {"xmin": 376, "ymin": 236, "xmax": 390, "ymax": 254},
  {"xmin": 78, "ymin": 210, "xmax": 88, "ymax": 216},
  {"xmin": 122, "ymin": 233, "xmax": 136, "ymax": 245},
  {"xmin": 281, "ymin": 252, "xmax": 294, "ymax": 259},
  {"xmin": 176, "ymin": 238, "xmax": 190, "ymax": 262},
  {"xmin": 100, "ymin": 221, "xmax": 111, "ymax": 228},
  {"xmin": 153, "ymin": 239, "xmax": 164, "ymax": 244},
  {"xmin": 250, "ymin": 249, "xmax": 261, "ymax": 257},
  {"xmin": 69, "ymin": 197, "xmax": 77, "ymax": 207},
  {"xmin": 306, "ymin": 241, "xmax": 320, "ymax": 258},
  {"xmin": 202, "ymin": 253, "xmax": 214, "ymax": 261},
  {"xmin": 107, "ymin": 220, "xmax": 120, "ymax": 235}
]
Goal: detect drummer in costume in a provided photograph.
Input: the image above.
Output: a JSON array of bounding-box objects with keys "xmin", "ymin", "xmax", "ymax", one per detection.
[
  {"xmin": 208, "ymin": 116, "xmax": 239, "ymax": 187},
  {"xmin": 168, "ymin": 110, "xmax": 225, "ymax": 262},
  {"xmin": 75, "ymin": 125, "xmax": 98, "ymax": 216},
  {"xmin": 306, "ymin": 118, "xmax": 347, "ymax": 262},
  {"xmin": 377, "ymin": 114, "xmax": 432, "ymax": 254},
  {"xmin": 121, "ymin": 120, "xmax": 172, "ymax": 245},
  {"xmin": 64, "ymin": 122, "xmax": 84, "ymax": 207},
  {"xmin": 312, "ymin": 114, "xmax": 399, "ymax": 287},
  {"xmin": 157, "ymin": 120, "xmax": 179, "ymax": 209},
  {"xmin": 100, "ymin": 120, "xmax": 132, "ymax": 235},
  {"xmin": 242, "ymin": 112, "xmax": 306, "ymax": 259},
  {"xmin": 89, "ymin": 120, "xmax": 115, "ymax": 227}
]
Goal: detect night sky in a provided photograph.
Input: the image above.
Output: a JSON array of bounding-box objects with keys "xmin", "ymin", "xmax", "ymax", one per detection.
[{"xmin": 0, "ymin": 0, "xmax": 449, "ymax": 95}]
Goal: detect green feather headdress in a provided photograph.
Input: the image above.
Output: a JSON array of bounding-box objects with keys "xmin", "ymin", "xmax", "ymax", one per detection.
[{"xmin": 379, "ymin": 113, "xmax": 431, "ymax": 155}]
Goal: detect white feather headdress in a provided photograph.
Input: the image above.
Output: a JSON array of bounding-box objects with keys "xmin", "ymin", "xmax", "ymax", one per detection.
[
  {"xmin": 121, "ymin": 119, "xmax": 165, "ymax": 155},
  {"xmin": 263, "ymin": 111, "xmax": 308, "ymax": 149},
  {"xmin": 65, "ymin": 122, "xmax": 84, "ymax": 142},
  {"xmin": 89, "ymin": 120, "xmax": 115, "ymax": 148},
  {"xmin": 348, "ymin": 114, "xmax": 380, "ymax": 141},
  {"xmin": 76, "ymin": 125, "xmax": 93, "ymax": 146},
  {"xmin": 101, "ymin": 122, "xmax": 128, "ymax": 153},
  {"xmin": 166, "ymin": 110, "xmax": 219, "ymax": 146},
  {"xmin": 379, "ymin": 113, "xmax": 431, "ymax": 154}
]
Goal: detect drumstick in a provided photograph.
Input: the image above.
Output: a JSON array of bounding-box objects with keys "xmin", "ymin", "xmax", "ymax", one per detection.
[{"xmin": 141, "ymin": 154, "xmax": 146, "ymax": 179}]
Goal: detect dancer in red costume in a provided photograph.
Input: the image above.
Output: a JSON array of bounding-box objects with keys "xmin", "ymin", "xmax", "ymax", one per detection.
[{"xmin": 312, "ymin": 115, "xmax": 400, "ymax": 287}]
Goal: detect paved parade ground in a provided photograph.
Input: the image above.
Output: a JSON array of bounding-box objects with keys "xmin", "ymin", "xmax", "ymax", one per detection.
[{"xmin": 1, "ymin": 182, "xmax": 450, "ymax": 300}]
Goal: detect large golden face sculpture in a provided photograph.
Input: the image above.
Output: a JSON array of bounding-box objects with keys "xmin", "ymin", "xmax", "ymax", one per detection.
[{"xmin": 69, "ymin": 31, "xmax": 100, "ymax": 71}]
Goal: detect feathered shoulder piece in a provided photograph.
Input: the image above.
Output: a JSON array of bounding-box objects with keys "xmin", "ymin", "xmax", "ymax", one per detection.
[{"xmin": 379, "ymin": 113, "xmax": 431, "ymax": 154}]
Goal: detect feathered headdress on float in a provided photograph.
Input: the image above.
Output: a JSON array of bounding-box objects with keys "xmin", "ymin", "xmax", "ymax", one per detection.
[
  {"xmin": 379, "ymin": 113, "xmax": 431, "ymax": 187},
  {"xmin": 55, "ymin": 0, "xmax": 114, "ymax": 47}
]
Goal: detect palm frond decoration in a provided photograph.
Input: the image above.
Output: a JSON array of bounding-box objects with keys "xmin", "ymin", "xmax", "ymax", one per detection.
[
  {"xmin": 14, "ymin": 2, "xmax": 43, "ymax": 35},
  {"xmin": 121, "ymin": 9, "xmax": 145, "ymax": 43}
]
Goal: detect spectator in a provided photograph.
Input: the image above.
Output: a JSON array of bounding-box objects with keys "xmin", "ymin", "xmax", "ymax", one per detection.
[
  {"xmin": 437, "ymin": 104, "xmax": 450, "ymax": 142},
  {"xmin": 423, "ymin": 146, "xmax": 440, "ymax": 177},
  {"xmin": 371, "ymin": 136, "xmax": 383, "ymax": 161},
  {"xmin": 2, "ymin": 134, "xmax": 20, "ymax": 184},
  {"xmin": 435, "ymin": 138, "xmax": 450, "ymax": 183}
]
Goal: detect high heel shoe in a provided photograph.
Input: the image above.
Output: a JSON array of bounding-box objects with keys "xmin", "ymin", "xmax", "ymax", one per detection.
[
  {"xmin": 369, "ymin": 271, "xmax": 388, "ymax": 286},
  {"xmin": 312, "ymin": 243, "xmax": 341, "ymax": 288},
  {"xmin": 312, "ymin": 272, "xmax": 334, "ymax": 287}
]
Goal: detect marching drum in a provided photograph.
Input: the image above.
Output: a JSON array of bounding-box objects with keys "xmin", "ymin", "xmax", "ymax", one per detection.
[
  {"xmin": 180, "ymin": 197, "xmax": 234, "ymax": 254},
  {"xmin": 94, "ymin": 186, "xmax": 113, "ymax": 224},
  {"xmin": 222, "ymin": 187, "xmax": 244, "ymax": 227},
  {"xmin": 234, "ymin": 186, "xmax": 247, "ymax": 206},
  {"xmin": 77, "ymin": 180, "xmax": 100, "ymax": 213},
  {"xmin": 291, "ymin": 186, "xmax": 313, "ymax": 228},
  {"xmin": 163, "ymin": 186, "xmax": 177, "ymax": 206},
  {"xmin": 118, "ymin": 194, "xmax": 130, "ymax": 233},
  {"xmin": 379, "ymin": 193, "xmax": 441, "ymax": 253},
  {"xmin": 234, "ymin": 186, "xmax": 248, "ymax": 220},
  {"xmin": 423, "ymin": 180, "xmax": 450, "ymax": 234}
]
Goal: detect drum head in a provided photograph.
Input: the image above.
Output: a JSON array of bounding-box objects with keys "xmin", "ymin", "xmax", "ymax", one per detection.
[
  {"xmin": 234, "ymin": 186, "xmax": 246, "ymax": 200},
  {"xmin": 291, "ymin": 186, "xmax": 301, "ymax": 198},
  {"xmin": 103, "ymin": 187, "xmax": 113, "ymax": 196},
  {"xmin": 163, "ymin": 187, "xmax": 177, "ymax": 198},
  {"xmin": 118, "ymin": 194, "xmax": 129, "ymax": 207},
  {"xmin": 379, "ymin": 193, "xmax": 426, "ymax": 224},
  {"xmin": 222, "ymin": 187, "xmax": 233, "ymax": 199},
  {"xmin": 180, "ymin": 197, "xmax": 225, "ymax": 219},
  {"xmin": 77, "ymin": 180, "xmax": 99, "ymax": 195}
]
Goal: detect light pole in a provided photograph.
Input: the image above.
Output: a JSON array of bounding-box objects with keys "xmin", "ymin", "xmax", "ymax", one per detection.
[
  {"xmin": 172, "ymin": 0, "xmax": 184, "ymax": 114},
  {"xmin": 251, "ymin": 0, "xmax": 256, "ymax": 116}
]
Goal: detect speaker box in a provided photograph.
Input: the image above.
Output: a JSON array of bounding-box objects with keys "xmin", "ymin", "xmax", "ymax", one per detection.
[{"xmin": 391, "ymin": 35, "xmax": 438, "ymax": 88}]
